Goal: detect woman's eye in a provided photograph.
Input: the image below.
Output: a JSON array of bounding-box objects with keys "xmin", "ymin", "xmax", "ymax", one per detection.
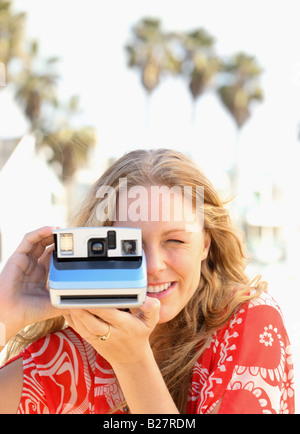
[{"xmin": 167, "ymin": 239, "xmax": 184, "ymax": 244}]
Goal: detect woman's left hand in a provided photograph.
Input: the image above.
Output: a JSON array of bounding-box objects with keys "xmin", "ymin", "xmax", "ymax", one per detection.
[
  {"xmin": 65, "ymin": 297, "xmax": 180, "ymax": 414},
  {"xmin": 64, "ymin": 297, "xmax": 161, "ymax": 368}
]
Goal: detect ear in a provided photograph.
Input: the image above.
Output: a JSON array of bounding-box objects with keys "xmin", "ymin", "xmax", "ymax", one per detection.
[{"xmin": 201, "ymin": 229, "xmax": 211, "ymax": 261}]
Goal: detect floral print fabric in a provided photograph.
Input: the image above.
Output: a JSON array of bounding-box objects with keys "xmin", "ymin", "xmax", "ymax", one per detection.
[
  {"xmin": 187, "ymin": 292, "xmax": 294, "ymax": 414},
  {"xmin": 1, "ymin": 292, "xmax": 294, "ymax": 414}
]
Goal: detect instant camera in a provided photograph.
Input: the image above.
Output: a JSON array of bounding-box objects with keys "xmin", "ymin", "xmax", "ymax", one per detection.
[{"xmin": 49, "ymin": 227, "xmax": 147, "ymax": 308}]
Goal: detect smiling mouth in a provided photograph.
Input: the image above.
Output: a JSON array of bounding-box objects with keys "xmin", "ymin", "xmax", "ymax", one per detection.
[{"xmin": 147, "ymin": 282, "xmax": 173, "ymax": 294}]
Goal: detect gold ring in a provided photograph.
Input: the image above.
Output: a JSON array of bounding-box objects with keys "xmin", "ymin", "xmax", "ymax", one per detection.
[{"xmin": 98, "ymin": 324, "xmax": 111, "ymax": 341}]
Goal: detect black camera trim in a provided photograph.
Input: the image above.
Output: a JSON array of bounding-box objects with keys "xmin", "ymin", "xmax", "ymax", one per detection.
[{"xmin": 88, "ymin": 238, "xmax": 107, "ymax": 257}]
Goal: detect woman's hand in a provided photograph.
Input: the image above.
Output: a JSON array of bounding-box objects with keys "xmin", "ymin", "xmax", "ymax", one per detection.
[
  {"xmin": 65, "ymin": 297, "xmax": 161, "ymax": 368},
  {"xmin": 0, "ymin": 226, "xmax": 66, "ymax": 344},
  {"xmin": 65, "ymin": 299, "xmax": 180, "ymax": 414}
]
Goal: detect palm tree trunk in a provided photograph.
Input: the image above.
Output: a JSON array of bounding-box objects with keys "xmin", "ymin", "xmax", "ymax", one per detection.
[
  {"xmin": 145, "ymin": 92, "xmax": 151, "ymax": 130},
  {"xmin": 230, "ymin": 128, "xmax": 241, "ymax": 196}
]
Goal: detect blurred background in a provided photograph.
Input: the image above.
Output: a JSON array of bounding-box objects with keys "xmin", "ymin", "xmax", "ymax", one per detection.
[{"xmin": 0, "ymin": 0, "xmax": 299, "ymax": 412}]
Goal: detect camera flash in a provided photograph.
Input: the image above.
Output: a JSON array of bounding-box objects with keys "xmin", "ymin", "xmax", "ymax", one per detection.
[
  {"xmin": 122, "ymin": 240, "xmax": 137, "ymax": 255},
  {"xmin": 60, "ymin": 233, "xmax": 73, "ymax": 254}
]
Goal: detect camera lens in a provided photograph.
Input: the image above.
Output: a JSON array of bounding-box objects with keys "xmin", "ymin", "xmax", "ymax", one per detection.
[
  {"xmin": 88, "ymin": 238, "xmax": 107, "ymax": 257},
  {"xmin": 91, "ymin": 242, "xmax": 104, "ymax": 253}
]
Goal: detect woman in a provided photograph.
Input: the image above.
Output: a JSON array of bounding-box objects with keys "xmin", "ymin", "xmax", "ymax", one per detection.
[{"xmin": 0, "ymin": 149, "xmax": 295, "ymax": 414}]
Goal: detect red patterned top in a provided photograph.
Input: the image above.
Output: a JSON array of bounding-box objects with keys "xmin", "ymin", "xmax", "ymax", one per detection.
[{"xmin": 1, "ymin": 292, "xmax": 295, "ymax": 414}]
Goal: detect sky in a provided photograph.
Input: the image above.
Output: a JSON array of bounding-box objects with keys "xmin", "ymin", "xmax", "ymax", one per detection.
[{"xmin": 10, "ymin": 0, "xmax": 300, "ymax": 183}]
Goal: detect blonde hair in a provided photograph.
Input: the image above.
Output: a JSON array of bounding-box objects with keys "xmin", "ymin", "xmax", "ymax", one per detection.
[{"xmin": 5, "ymin": 148, "xmax": 267, "ymax": 413}]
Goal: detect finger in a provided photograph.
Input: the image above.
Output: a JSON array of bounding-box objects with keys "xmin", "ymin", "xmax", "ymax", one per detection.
[
  {"xmin": 86, "ymin": 307, "xmax": 130, "ymax": 328},
  {"xmin": 64, "ymin": 314, "xmax": 76, "ymax": 329},
  {"xmin": 69, "ymin": 309, "xmax": 111, "ymax": 341},
  {"xmin": 16, "ymin": 227, "xmax": 55, "ymax": 258},
  {"xmin": 38, "ymin": 244, "xmax": 54, "ymax": 269},
  {"xmin": 31, "ymin": 239, "xmax": 54, "ymax": 260},
  {"xmin": 70, "ymin": 312, "xmax": 110, "ymax": 342}
]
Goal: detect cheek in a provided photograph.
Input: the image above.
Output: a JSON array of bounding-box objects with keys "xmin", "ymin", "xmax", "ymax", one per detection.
[
  {"xmin": 188, "ymin": 262, "xmax": 202, "ymax": 291},
  {"xmin": 171, "ymin": 251, "xmax": 202, "ymax": 285}
]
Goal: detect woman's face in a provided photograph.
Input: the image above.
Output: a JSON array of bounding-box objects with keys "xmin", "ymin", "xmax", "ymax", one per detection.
[{"xmin": 114, "ymin": 186, "xmax": 210, "ymax": 324}]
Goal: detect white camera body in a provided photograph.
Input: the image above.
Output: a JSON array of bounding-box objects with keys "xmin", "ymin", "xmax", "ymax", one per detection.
[{"xmin": 49, "ymin": 227, "xmax": 147, "ymax": 309}]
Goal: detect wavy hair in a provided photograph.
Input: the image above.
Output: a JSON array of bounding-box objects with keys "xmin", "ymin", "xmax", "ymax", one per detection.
[{"xmin": 4, "ymin": 148, "xmax": 267, "ymax": 413}]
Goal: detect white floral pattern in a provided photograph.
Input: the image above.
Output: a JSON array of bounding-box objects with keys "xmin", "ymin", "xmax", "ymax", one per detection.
[
  {"xmin": 0, "ymin": 292, "xmax": 294, "ymax": 414},
  {"xmin": 187, "ymin": 292, "xmax": 295, "ymax": 414}
]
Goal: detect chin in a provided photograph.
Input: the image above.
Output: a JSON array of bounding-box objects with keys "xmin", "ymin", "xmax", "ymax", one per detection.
[{"xmin": 156, "ymin": 307, "xmax": 178, "ymax": 324}]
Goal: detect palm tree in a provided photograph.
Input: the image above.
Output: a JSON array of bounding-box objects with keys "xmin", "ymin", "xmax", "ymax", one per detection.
[
  {"xmin": 217, "ymin": 52, "xmax": 263, "ymax": 129},
  {"xmin": 32, "ymin": 90, "xmax": 97, "ymax": 182},
  {"xmin": 14, "ymin": 39, "xmax": 60, "ymax": 131},
  {"xmin": 217, "ymin": 52, "xmax": 263, "ymax": 192},
  {"xmin": 42, "ymin": 125, "xmax": 97, "ymax": 181},
  {"xmin": 0, "ymin": 0, "xmax": 26, "ymax": 84},
  {"xmin": 0, "ymin": 1, "xmax": 27, "ymax": 168},
  {"xmin": 125, "ymin": 18, "xmax": 183, "ymax": 94},
  {"xmin": 0, "ymin": 1, "xmax": 96, "ymax": 184},
  {"xmin": 181, "ymin": 28, "xmax": 220, "ymax": 104},
  {"xmin": 14, "ymin": 39, "xmax": 97, "ymax": 182}
]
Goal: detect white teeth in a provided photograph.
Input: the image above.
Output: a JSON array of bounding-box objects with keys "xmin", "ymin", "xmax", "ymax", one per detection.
[{"xmin": 147, "ymin": 282, "xmax": 172, "ymax": 293}]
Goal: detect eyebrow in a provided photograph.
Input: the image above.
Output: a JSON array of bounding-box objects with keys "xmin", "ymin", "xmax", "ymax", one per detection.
[{"xmin": 161, "ymin": 229, "xmax": 191, "ymax": 236}]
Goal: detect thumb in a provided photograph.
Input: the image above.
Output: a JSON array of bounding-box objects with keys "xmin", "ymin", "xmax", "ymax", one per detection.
[{"xmin": 131, "ymin": 296, "xmax": 161, "ymax": 329}]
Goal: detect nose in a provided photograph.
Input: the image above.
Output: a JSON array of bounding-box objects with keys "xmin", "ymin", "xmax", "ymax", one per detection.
[{"xmin": 143, "ymin": 244, "xmax": 166, "ymax": 276}]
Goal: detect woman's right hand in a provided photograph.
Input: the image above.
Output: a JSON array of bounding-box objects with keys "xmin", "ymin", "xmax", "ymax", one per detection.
[{"xmin": 0, "ymin": 226, "xmax": 66, "ymax": 345}]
